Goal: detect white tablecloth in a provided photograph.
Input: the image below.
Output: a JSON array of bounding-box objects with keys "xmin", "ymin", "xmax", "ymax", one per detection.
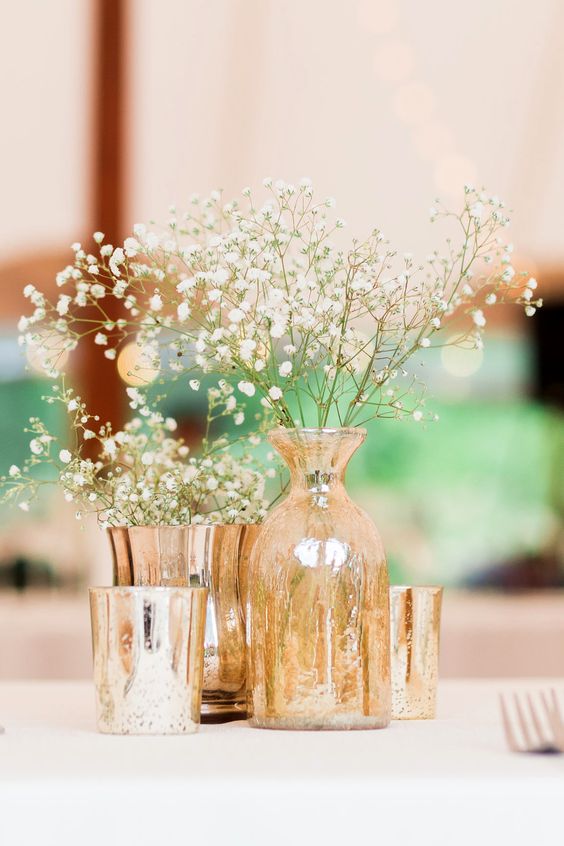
[{"xmin": 1, "ymin": 679, "xmax": 563, "ymax": 846}]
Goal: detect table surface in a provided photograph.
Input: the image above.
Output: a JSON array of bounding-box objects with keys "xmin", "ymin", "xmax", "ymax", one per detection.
[{"xmin": 1, "ymin": 679, "xmax": 563, "ymax": 846}]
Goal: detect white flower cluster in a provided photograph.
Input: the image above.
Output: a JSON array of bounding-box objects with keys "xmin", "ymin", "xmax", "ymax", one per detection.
[
  {"xmin": 17, "ymin": 180, "xmax": 540, "ymax": 429},
  {"xmin": 1, "ymin": 383, "xmax": 271, "ymax": 527}
]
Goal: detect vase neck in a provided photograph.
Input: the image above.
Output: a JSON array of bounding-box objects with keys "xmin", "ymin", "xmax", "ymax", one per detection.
[{"xmin": 268, "ymin": 428, "xmax": 366, "ymax": 494}]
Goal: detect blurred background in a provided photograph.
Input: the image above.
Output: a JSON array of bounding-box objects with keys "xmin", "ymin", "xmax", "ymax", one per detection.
[{"xmin": 1, "ymin": 0, "xmax": 563, "ymax": 679}]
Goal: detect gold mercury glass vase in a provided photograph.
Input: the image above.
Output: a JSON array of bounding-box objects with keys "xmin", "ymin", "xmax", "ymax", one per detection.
[{"xmin": 246, "ymin": 427, "xmax": 391, "ymax": 730}]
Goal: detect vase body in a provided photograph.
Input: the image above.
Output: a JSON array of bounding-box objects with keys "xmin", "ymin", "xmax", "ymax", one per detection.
[
  {"xmin": 108, "ymin": 523, "xmax": 261, "ymax": 720},
  {"xmin": 247, "ymin": 428, "xmax": 391, "ymax": 730}
]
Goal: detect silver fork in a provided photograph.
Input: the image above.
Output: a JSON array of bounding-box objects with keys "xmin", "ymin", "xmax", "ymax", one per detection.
[
  {"xmin": 543, "ymin": 689, "xmax": 564, "ymax": 748},
  {"xmin": 499, "ymin": 690, "xmax": 563, "ymax": 754}
]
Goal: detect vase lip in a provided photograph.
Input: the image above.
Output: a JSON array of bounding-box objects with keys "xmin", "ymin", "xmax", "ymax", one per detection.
[
  {"xmin": 390, "ymin": 584, "xmax": 444, "ymax": 593},
  {"xmin": 89, "ymin": 585, "xmax": 208, "ymax": 594},
  {"xmin": 106, "ymin": 522, "xmax": 257, "ymax": 533},
  {"xmin": 269, "ymin": 426, "xmax": 367, "ymax": 437}
]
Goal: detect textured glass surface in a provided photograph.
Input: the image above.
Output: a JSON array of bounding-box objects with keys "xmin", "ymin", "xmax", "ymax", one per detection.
[
  {"xmin": 247, "ymin": 428, "xmax": 391, "ymax": 730},
  {"xmin": 89, "ymin": 586, "xmax": 207, "ymax": 734},
  {"xmin": 390, "ymin": 585, "xmax": 443, "ymax": 719},
  {"xmin": 108, "ymin": 524, "xmax": 260, "ymax": 719}
]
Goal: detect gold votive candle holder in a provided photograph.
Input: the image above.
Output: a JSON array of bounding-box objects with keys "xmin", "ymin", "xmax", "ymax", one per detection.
[
  {"xmin": 390, "ymin": 585, "xmax": 443, "ymax": 720},
  {"xmin": 89, "ymin": 586, "xmax": 208, "ymax": 735}
]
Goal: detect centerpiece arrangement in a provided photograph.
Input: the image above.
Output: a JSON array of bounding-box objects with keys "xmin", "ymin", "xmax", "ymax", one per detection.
[
  {"xmin": 6, "ymin": 179, "xmax": 540, "ymax": 731},
  {"xmin": 2, "ymin": 380, "xmax": 273, "ymax": 719}
]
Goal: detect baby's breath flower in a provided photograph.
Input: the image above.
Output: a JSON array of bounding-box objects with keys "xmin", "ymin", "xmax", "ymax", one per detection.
[
  {"xmin": 238, "ymin": 381, "xmax": 255, "ymax": 397},
  {"xmin": 472, "ymin": 309, "xmax": 486, "ymax": 328},
  {"xmin": 2, "ymin": 382, "xmax": 275, "ymax": 526},
  {"xmin": 104, "ymin": 438, "xmax": 117, "ymax": 456},
  {"xmin": 109, "ymin": 247, "xmax": 125, "ymax": 277},
  {"xmin": 149, "ymin": 293, "xmax": 163, "ymax": 311},
  {"xmin": 12, "ymin": 180, "xmax": 539, "ymax": 432},
  {"xmin": 177, "ymin": 302, "xmax": 190, "ymax": 321}
]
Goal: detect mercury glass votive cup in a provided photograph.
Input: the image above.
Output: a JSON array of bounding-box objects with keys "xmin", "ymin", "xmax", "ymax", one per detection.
[
  {"xmin": 89, "ymin": 586, "xmax": 208, "ymax": 734},
  {"xmin": 390, "ymin": 586, "xmax": 443, "ymax": 720}
]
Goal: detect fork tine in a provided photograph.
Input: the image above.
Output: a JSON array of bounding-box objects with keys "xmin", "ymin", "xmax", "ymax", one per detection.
[
  {"xmin": 550, "ymin": 689, "xmax": 563, "ymax": 726},
  {"xmin": 526, "ymin": 693, "xmax": 548, "ymax": 747},
  {"xmin": 499, "ymin": 694, "xmax": 520, "ymax": 752},
  {"xmin": 540, "ymin": 690, "xmax": 554, "ymax": 724},
  {"xmin": 539, "ymin": 690, "xmax": 563, "ymax": 750},
  {"xmin": 513, "ymin": 693, "xmax": 533, "ymax": 749},
  {"xmin": 548, "ymin": 689, "xmax": 564, "ymax": 747}
]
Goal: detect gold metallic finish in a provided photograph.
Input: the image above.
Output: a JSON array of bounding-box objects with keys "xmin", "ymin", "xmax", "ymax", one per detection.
[
  {"xmin": 237, "ymin": 522, "xmax": 262, "ymax": 624},
  {"xmin": 108, "ymin": 524, "xmax": 260, "ymax": 719},
  {"xmin": 390, "ymin": 585, "xmax": 443, "ymax": 720},
  {"xmin": 89, "ymin": 586, "xmax": 208, "ymax": 735},
  {"xmin": 247, "ymin": 428, "xmax": 391, "ymax": 730}
]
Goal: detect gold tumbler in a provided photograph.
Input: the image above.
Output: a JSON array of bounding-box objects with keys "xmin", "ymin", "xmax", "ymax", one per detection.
[
  {"xmin": 390, "ymin": 585, "xmax": 443, "ymax": 720},
  {"xmin": 89, "ymin": 586, "xmax": 208, "ymax": 734}
]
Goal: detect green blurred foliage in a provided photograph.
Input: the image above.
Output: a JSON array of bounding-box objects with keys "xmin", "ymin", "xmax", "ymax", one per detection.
[{"xmin": 1, "ymin": 375, "xmax": 561, "ymax": 587}]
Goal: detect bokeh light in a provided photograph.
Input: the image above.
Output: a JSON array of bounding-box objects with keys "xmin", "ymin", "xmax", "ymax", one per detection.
[
  {"xmin": 26, "ymin": 332, "xmax": 70, "ymax": 375},
  {"xmin": 357, "ymin": 0, "xmax": 399, "ymax": 35},
  {"xmin": 393, "ymin": 81, "xmax": 436, "ymax": 125},
  {"xmin": 434, "ymin": 154, "xmax": 477, "ymax": 195},
  {"xmin": 412, "ymin": 120, "xmax": 455, "ymax": 161},
  {"xmin": 441, "ymin": 340, "xmax": 484, "ymax": 378},
  {"xmin": 373, "ymin": 40, "xmax": 414, "ymax": 82},
  {"xmin": 117, "ymin": 342, "xmax": 159, "ymax": 386}
]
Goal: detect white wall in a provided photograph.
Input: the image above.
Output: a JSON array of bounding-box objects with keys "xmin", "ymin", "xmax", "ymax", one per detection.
[
  {"xmin": 0, "ymin": 0, "xmax": 91, "ymax": 261},
  {"xmin": 129, "ymin": 0, "xmax": 564, "ymax": 264},
  {"xmin": 2, "ymin": 1, "xmax": 562, "ymax": 268}
]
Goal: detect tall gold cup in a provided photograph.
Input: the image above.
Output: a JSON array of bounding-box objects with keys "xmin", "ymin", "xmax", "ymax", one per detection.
[
  {"xmin": 390, "ymin": 585, "xmax": 443, "ymax": 720},
  {"xmin": 108, "ymin": 524, "xmax": 260, "ymax": 720},
  {"xmin": 89, "ymin": 586, "xmax": 208, "ymax": 734}
]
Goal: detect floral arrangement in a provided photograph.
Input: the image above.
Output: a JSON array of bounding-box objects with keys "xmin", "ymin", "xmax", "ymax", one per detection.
[
  {"xmin": 18, "ymin": 180, "xmax": 541, "ymax": 430},
  {"xmin": 1, "ymin": 381, "xmax": 272, "ymax": 527},
  {"xmin": 6, "ymin": 179, "xmax": 541, "ymax": 526}
]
